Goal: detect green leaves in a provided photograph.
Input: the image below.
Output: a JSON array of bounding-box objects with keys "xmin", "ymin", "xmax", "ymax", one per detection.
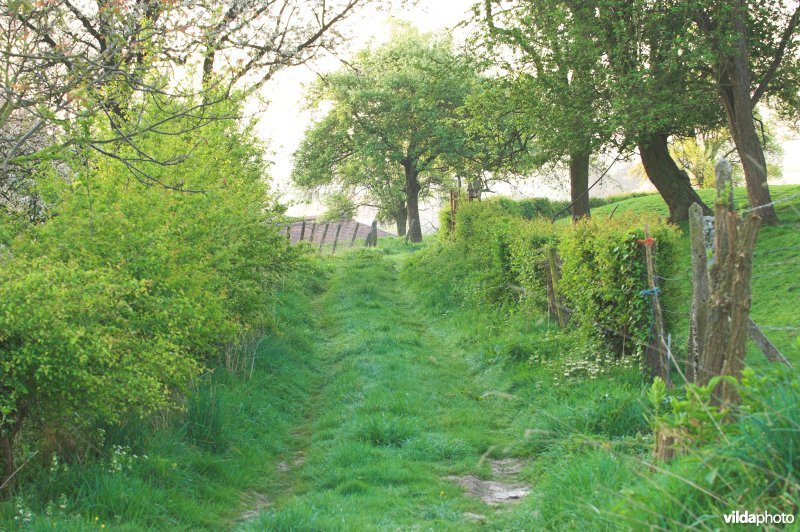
[
  {"xmin": 292, "ymin": 25, "xmax": 479, "ymax": 221},
  {"xmin": 0, "ymin": 98, "xmax": 294, "ymax": 455}
]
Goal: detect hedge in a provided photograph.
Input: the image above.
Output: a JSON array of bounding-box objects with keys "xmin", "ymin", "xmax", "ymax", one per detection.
[{"xmin": 421, "ymin": 199, "xmax": 680, "ymax": 357}]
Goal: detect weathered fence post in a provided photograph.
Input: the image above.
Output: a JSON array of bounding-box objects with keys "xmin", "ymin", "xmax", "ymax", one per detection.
[
  {"xmin": 690, "ymin": 197, "xmax": 790, "ymax": 372},
  {"xmin": 641, "ymin": 225, "xmax": 671, "ymax": 388},
  {"xmin": 349, "ymin": 222, "xmax": 359, "ymax": 248},
  {"xmin": 364, "ymin": 220, "xmax": 378, "ymax": 247},
  {"xmin": 318, "ymin": 223, "xmax": 329, "ymax": 252},
  {"xmin": 331, "ymin": 223, "xmax": 343, "ymax": 254},
  {"xmin": 546, "ymin": 248, "xmax": 567, "ymax": 327},
  {"xmin": 309, "ymin": 222, "xmax": 317, "ymax": 243},
  {"xmin": 299, "ymin": 220, "xmax": 307, "ymax": 242},
  {"xmin": 285, "ymin": 224, "xmax": 291, "ymax": 244},
  {"xmin": 691, "ymin": 159, "xmax": 762, "ymax": 407},
  {"xmin": 686, "ymin": 203, "xmax": 709, "ymax": 383}
]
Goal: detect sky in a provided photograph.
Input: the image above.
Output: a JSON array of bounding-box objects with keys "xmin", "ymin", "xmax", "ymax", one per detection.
[{"xmin": 250, "ymin": 0, "xmax": 800, "ymax": 227}]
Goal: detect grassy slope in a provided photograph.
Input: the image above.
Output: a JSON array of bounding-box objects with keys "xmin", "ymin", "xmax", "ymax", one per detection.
[{"xmin": 591, "ymin": 184, "xmax": 800, "ymax": 364}]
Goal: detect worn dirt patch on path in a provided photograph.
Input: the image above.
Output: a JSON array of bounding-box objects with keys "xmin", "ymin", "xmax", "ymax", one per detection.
[
  {"xmin": 238, "ymin": 492, "xmax": 270, "ymax": 521},
  {"xmin": 448, "ymin": 458, "xmax": 530, "ymax": 506},
  {"xmin": 447, "ymin": 475, "xmax": 530, "ymax": 505}
]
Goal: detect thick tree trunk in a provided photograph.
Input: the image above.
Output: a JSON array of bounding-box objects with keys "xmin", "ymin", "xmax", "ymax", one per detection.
[
  {"xmin": 639, "ymin": 133, "xmax": 712, "ymax": 222},
  {"xmin": 717, "ymin": 1, "xmax": 778, "ymax": 223},
  {"xmin": 569, "ymin": 151, "xmax": 591, "ymax": 221},
  {"xmin": 394, "ymin": 202, "xmax": 407, "ymax": 237},
  {"xmin": 403, "ymin": 162, "xmax": 422, "ymax": 243}
]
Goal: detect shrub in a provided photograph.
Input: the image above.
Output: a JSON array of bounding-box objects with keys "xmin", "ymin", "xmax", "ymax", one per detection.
[
  {"xmin": 558, "ymin": 214, "xmax": 679, "ymax": 357},
  {"xmin": 507, "ymin": 217, "xmax": 561, "ymax": 312},
  {"xmin": 0, "ymin": 98, "xmax": 295, "ymax": 485}
]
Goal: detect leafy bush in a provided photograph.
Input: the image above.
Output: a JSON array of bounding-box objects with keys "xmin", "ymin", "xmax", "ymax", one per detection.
[
  {"xmin": 0, "ymin": 98, "xmax": 295, "ymax": 484},
  {"xmin": 411, "ymin": 199, "xmax": 680, "ymax": 363},
  {"xmin": 558, "ymin": 214, "xmax": 679, "ymax": 356},
  {"xmin": 507, "ymin": 217, "xmax": 560, "ymax": 312}
]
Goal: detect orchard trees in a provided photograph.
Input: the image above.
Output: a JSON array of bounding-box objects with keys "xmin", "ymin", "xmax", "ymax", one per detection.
[
  {"xmin": 475, "ymin": 0, "xmax": 609, "ymax": 220},
  {"xmin": 472, "ymin": 0, "xmax": 799, "ymax": 222},
  {"xmin": 292, "ymin": 27, "xmax": 479, "ymax": 242}
]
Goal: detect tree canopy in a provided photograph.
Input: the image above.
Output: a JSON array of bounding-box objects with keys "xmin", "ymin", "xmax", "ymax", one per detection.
[{"xmin": 292, "ymin": 26, "xmax": 483, "ymax": 241}]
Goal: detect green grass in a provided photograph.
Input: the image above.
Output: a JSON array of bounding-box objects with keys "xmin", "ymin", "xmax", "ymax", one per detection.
[
  {"xmin": 2, "ymin": 185, "xmax": 797, "ymax": 530},
  {"xmin": 243, "ymin": 249, "xmax": 514, "ymax": 530}
]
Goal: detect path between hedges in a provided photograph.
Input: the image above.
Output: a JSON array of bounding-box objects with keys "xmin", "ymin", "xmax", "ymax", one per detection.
[{"xmin": 238, "ymin": 252, "xmax": 530, "ymax": 530}]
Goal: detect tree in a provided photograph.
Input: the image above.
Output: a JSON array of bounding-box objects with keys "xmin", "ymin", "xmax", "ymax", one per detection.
[
  {"xmin": 475, "ymin": 0, "xmax": 611, "ymax": 221},
  {"xmin": 0, "ymin": 0, "xmax": 224, "ymax": 215},
  {"xmin": 597, "ymin": 0, "xmax": 717, "ymax": 221},
  {"xmin": 195, "ymin": 0, "xmax": 366, "ymax": 94},
  {"xmin": 690, "ymin": 0, "xmax": 800, "ymax": 223},
  {"xmin": 292, "ymin": 26, "xmax": 478, "ymax": 242},
  {"xmin": 1, "ymin": 1, "xmax": 365, "ymax": 220}
]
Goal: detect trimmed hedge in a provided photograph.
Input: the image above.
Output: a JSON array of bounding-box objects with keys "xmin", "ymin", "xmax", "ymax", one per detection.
[
  {"xmin": 418, "ymin": 199, "xmax": 680, "ymax": 357},
  {"xmin": 558, "ymin": 214, "xmax": 679, "ymax": 356}
]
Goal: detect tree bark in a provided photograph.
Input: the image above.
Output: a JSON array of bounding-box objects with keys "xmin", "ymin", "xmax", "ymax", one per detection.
[
  {"xmin": 717, "ymin": 0, "xmax": 778, "ymax": 223},
  {"xmin": 569, "ymin": 151, "xmax": 591, "ymax": 221},
  {"xmin": 394, "ymin": 202, "xmax": 407, "ymax": 237},
  {"xmin": 403, "ymin": 161, "xmax": 423, "ymax": 243},
  {"xmin": 638, "ymin": 133, "xmax": 712, "ymax": 222}
]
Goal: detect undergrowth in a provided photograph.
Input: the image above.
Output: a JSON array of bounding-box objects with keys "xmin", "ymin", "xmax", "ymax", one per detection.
[
  {"xmin": 0, "ymin": 258, "xmax": 329, "ymax": 530},
  {"xmin": 403, "ymin": 185, "xmax": 800, "ymax": 530}
]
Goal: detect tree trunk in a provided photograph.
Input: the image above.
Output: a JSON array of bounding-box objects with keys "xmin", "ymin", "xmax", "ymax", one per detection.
[
  {"xmin": 569, "ymin": 151, "xmax": 591, "ymax": 221},
  {"xmin": 717, "ymin": 0, "xmax": 777, "ymax": 223},
  {"xmin": 394, "ymin": 202, "xmax": 407, "ymax": 237},
  {"xmin": 639, "ymin": 133, "xmax": 712, "ymax": 222},
  {"xmin": 202, "ymin": 45, "xmax": 215, "ymax": 90},
  {"xmin": 403, "ymin": 161, "xmax": 423, "ymax": 243}
]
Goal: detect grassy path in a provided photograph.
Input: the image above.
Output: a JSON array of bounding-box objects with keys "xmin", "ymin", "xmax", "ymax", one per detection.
[{"xmin": 242, "ymin": 250, "xmax": 519, "ymax": 530}]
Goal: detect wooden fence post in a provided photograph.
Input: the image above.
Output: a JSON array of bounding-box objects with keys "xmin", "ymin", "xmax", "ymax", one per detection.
[
  {"xmin": 285, "ymin": 225, "xmax": 291, "ymax": 244},
  {"xmin": 690, "ymin": 195, "xmax": 790, "ymax": 372},
  {"xmin": 309, "ymin": 222, "xmax": 317, "ymax": 243},
  {"xmin": 687, "ymin": 203, "xmax": 709, "ymax": 383},
  {"xmin": 365, "ymin": 220, "xmax": 378, "ymax": 247},
  {"xmin": 546, "ymin": 248, "xmax": 566, "ymax": 327},
  {"xmin": 641, "ymin": 225, "xmax": 671, "ymax": 388},
  {"xmin": 299, "ymin": 220, "xmax": 306, "ymax": 242},
  {"xmin": 331, "ymin": 223, "xmax": 342, "ymax": 254},
  {"xmin": 318, "ymin": 223, "xmax": 329, "ymax": 252},
  {"xmin": 694, "ymin": 159, "xmax": 762, "ymax": 407},
  {"xmin": 349, "ymin": 222, "xmax": 359, "ymax": 248}
]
